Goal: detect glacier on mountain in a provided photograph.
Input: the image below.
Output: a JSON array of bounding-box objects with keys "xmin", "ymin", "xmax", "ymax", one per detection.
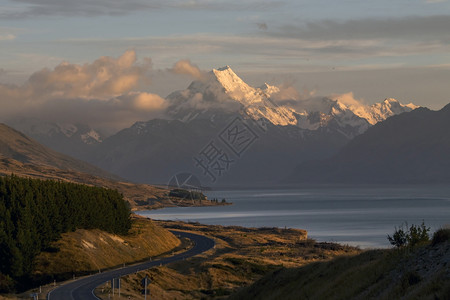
[{"xmin": 166, "ymin": 66, "xmax": 418, "ymax": 137}]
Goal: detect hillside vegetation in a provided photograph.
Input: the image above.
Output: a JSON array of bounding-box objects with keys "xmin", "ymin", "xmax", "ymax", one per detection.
[
  {"xmin": 230, "ymin": 229, "xmax": 450, "ymax": 300},
  {"xmin": 0, "ymin": 155, "xmax": 226, "ymax": 210},
  {"xmin": 0, "ymin": 175, "xmax": 131, "ymax": 292},
  {"xmin": 34, "ymin": 217, "xmax": 180, "ymax": 281}
]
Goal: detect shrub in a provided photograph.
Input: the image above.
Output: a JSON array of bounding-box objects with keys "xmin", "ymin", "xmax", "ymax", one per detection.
[
  {"xmin": 0, "ymin": 273, "xmax": 15, "ymax": 293},
  {"xmin": 406, "ymin": 222, "xmax": 430, "ymax": 246},
  {"xmin": 387, "ymin": 221, "xmax": 430, "ymax": 248},
  {"xmin": 387, "ymin": 225, "xmax": 407, "ymax": 248},
  {"xmin": 431, "ymin": 228, "xmax": 450, "ymax": 246}
]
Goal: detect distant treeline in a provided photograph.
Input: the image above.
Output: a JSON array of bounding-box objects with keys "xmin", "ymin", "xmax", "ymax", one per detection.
[{"xmin": 0, "ymin": 175, "xmax": 131, "ymax": 291}]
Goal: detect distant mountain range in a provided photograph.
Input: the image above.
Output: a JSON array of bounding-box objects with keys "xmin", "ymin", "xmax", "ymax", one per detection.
[
  {"xmin": 0, "ymin": 123, "xmax": 113, "ymax": 179},
  {"xmin": 166, "ymin": 66, "xmax": 417, "ymax": 138},
  {"xmin": 287, "ymin": 104, "xmax": 450, "ymax": 183},
  {"xmin": 7, "ymin": 119, "xmax": 104, "ymax": 159},
  {"xmin": 6, "ymin": 66, "xmax": 421, "ymax": 186},
  {"xmin": 0, "ymin": 123, "xmax": 175, "ymax": 208}
]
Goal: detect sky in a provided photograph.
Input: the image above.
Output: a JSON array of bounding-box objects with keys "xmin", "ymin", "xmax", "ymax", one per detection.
[{"xmin": 0, "ymin": 0, "xmax": 449, "ymax": 131}]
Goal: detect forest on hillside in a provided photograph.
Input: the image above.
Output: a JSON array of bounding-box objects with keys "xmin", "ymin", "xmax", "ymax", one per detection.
[{"xmin": 0, "ymin": 175, "xmax": 131, "ymax": 291}]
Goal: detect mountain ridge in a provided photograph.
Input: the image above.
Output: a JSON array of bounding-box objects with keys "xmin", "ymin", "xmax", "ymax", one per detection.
[
  {"xmin": 0, "ymin": 123, "xmax": 116, "ymax": 180},
  {"xmin": 4, "ymin": 66, "xmax": 424, "ymax": 186},
  {"xmin": 287, "ymin": 104, "xmax": 450, "ymax": 184},
  {"xmin": 166, "ymin": 66, "xmax": 418, "ymax": 138}
]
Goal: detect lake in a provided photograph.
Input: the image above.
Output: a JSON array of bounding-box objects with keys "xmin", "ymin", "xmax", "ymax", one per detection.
[{"xmin": 137, "ymin": 185, "xmax": 450, "ymax": 248}]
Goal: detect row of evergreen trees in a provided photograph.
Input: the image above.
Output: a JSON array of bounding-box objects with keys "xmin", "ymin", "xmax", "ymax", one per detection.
[{"xmin": 0, "ymin": 175, "xmax": 131, "ymax": 288}]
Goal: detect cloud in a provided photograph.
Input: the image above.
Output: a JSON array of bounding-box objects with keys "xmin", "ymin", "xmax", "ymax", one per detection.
[
  {"xmin": 329, "ymin": 92, "xmax": 366, "ymax": 108},
  {"xmin": 269, "ymin": 83, "xmax": 319, "ymax": 109},
  {"xmin": 31, "ymin": 92, "xmax": 168, "ymax": 130},
  {"xmin": 121, "ymin": 92, "xmax": 167, "ymax": 111},
  {"xmin": 169, "ymin": 59, "xmax": 205, "ymax": 80},
  {"xmin": 2, "ymin": 0, "xmax": 285, "ymax": 18},
  {"xmin": 276, "ymin": 15, "xmax": 450, "ymax": 41},
  {"xmin": 0, "ymin": 51, "xmax": 168, "ymax": 131},
  {"xmin": 3, "ymin": 0, "xmax": 160, "ymax": 18},
  {"xmin": 24, "ymin": 50, "xmax": 152, "ymax": 100},
  {"xmin": 56, "ymin": 27, "xmax": 450, "ymax": 74},
  {"xmin": 426, "ymin": 0, "xmax": 447, "ymax": 3},
  {"xmin": 0, "ymin": 34, "xmax": 15, "ymax": 41}
]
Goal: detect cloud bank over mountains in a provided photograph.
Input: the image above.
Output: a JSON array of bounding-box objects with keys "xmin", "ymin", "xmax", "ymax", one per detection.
[
  {"xmin": 0, "ymin": 50, "xmax": 170, "ymax": 131},
  {"xmin": 0, "ymin": 50, "xmax": 431, "ymax": 134},
  {"xmin": 2, "ymin": 51, "xmax": 309, "ymax": 131},
  {"xmin": 169, "ymin": 59, "xmax": 205, "ymax": 80}
]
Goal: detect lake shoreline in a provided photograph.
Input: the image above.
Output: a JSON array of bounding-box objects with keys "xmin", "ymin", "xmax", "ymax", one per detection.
[{"xmin": 137, "ymin": 186, "xmax": 450, "ymax": 248}]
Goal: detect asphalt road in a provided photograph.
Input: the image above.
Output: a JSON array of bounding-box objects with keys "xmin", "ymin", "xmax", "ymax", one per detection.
[{"xmin": 47, "ymin": 230, "xmax": 215, "ymax": 300}]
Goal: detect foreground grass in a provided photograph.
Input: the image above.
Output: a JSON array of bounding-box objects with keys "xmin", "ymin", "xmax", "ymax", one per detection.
[
  {"xmin": 95, "ymin": 220, "xmax": 360, "ymax": 299},
  {"xmin": 230, "ymin": 231, "xmax": 450, "ymax": 300}
]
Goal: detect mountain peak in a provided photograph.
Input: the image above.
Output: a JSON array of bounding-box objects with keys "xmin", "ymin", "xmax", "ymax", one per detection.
[
  {"xmin": 211, "ymin": 65, "xmax": 247, "ymax": 90},
  {"xmin": 168, "ymin": 66, "xmax": 419, "ymax": 133},
  {"xmin": 209, "ymin": 66, "xmax": 265, "ymax": 105},
  {"xmin": 216, "ymin": 65, "xmax": 232, "ymax": 71}
]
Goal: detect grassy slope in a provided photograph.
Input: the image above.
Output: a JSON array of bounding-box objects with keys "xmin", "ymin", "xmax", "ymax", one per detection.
[
  {"xmin": 94, "ymin": 221, "xmax": 360, "ymax": 299},
  {"xmin": 230, "ymin": 239, "xmax": 450, "ymax": 300},
  {"xmin": 0, "ymin": 124, "xmax": 118, "ymax": 180},
  {"xmin": 33, "ymin": 218, "xmax": 180, "ymax": 279}
]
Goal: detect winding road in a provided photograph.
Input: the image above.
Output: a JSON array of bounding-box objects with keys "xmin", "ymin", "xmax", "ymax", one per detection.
[{"xmin": 47, "ymin": 230, "xmax": 215, "ymax": 300}]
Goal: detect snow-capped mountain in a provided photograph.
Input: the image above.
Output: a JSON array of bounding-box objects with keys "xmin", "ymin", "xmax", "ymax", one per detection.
[
  {"xmin": 10, "ymin": 119, "xmax": 103, "ymax": 144},
  {"xmin": 167, "ymin": 66, "xmax": 298, "ymax": 126},
  {"xmin": 363, "ymin": 98, "xmax": 419, "ymax": 125},
  {"xmin": 5, "ymin": 66, "xmax": 421, "ymax": 186},
  {"xmin": 166, "ymin": 66, "xmax": 418, "ymax": 138},
  {"xmin": 7, "ymin": 119, "xmax": 104, "ymax": 160}
]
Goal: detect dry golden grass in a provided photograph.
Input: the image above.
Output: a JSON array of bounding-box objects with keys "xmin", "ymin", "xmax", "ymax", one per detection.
[
  {"xmin": 231, "ymin": 237, "xmax": 450, "ymax": 300},
  {"xmin": 95, "ymin": 220, "xmax": 360, "ymax": 299},
  {"xmin": 0, "ymin": 295, "xmax": 18, "ymax": 300},
  {"xmin": 34, "ymin": 217, "xmax": 180, "ymax": 277}
]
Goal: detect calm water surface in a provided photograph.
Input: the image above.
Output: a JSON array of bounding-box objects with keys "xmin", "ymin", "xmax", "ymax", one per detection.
[{"xmin": 137, "ymin": 185, "xmax": 450, "ymax": 248}]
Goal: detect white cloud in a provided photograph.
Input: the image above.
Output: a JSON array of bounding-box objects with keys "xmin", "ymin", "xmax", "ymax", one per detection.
[
  {"xmin": 25, "ymin": 50, "xmax": 152, "ymax": 100},
  {"xmin": 169, "ymin": 59, "xmax": 205, "ymax": 80},
  {"xmin": 0, "ymin": 51, "xmax": 168, "ymax": 131},
  {"xmin": 121, "ymin": 92, "xmax": 167, "ymax": 111},
  {"xmin": 329, "ymin": 92, "xmax": 366, "ymax": 108}
]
